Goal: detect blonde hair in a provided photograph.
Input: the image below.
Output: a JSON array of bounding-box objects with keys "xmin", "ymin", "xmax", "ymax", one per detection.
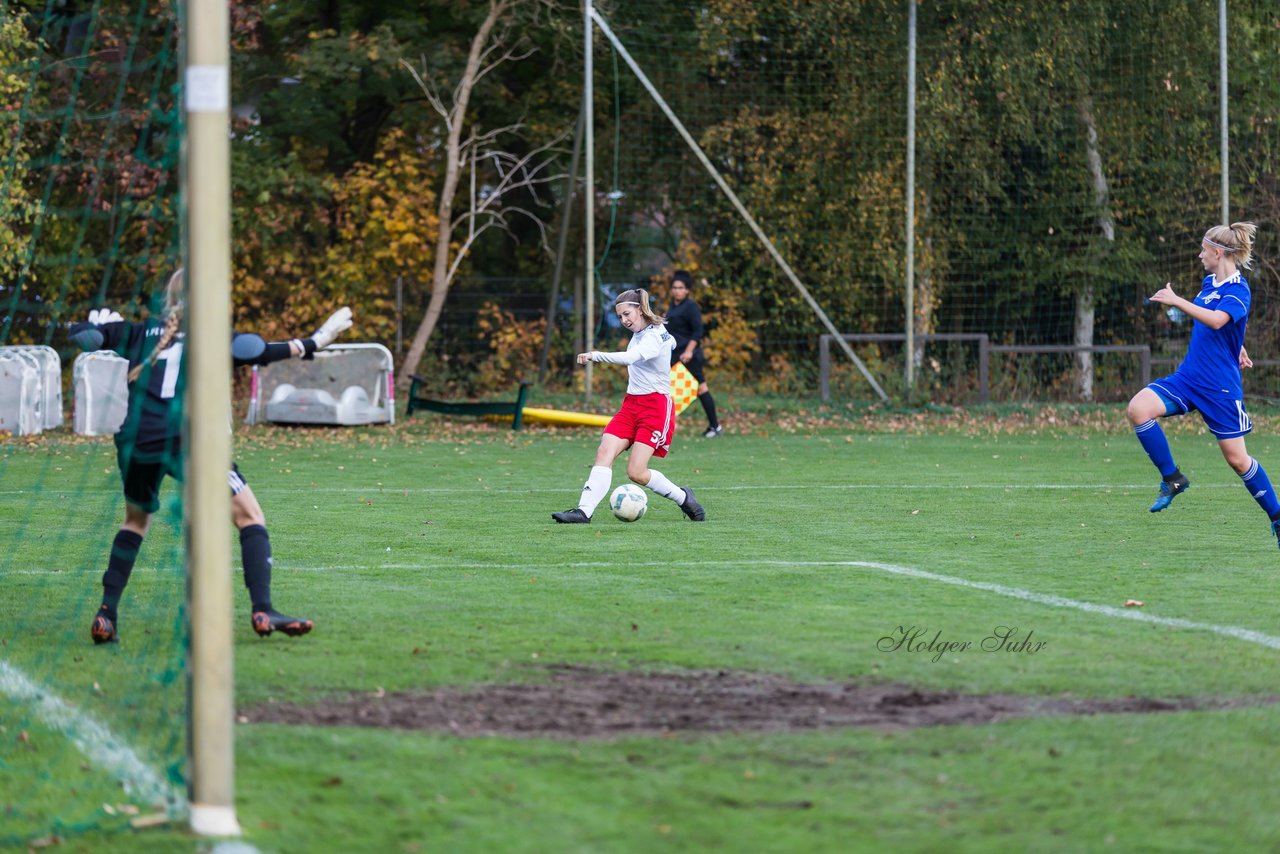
[
  {"xmin": 1203, "ymin": 222, "xmax": 1258, "ymax": 270},
  {"xmin": 128, "ymin": 268, "xmax": 184, "ymax": 383},
  {"xmin": 614, "ymin": 288, "xmax": 665, "ymax": 326}
]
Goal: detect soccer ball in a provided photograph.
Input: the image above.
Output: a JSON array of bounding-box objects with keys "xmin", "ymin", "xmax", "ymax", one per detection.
[{"xmin": 609, "ymin": 484, "xmax": 648, "ymax": 522}]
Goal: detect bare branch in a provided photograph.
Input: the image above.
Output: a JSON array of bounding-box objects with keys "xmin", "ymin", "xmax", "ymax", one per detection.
[
  {"xmin": 471, "ymin": 132, "xmax": 572, "ymax": 209},
  {"xmin": 398, "ymin": 58, "xmax": 450, "ymax": 124},
  {"xmin": 475, "ymin": 44, "xmax": 537, "ymax": 88},
  {"xmin": 445, "ymin": 219, "xmax": 505, "ymax": 284}
]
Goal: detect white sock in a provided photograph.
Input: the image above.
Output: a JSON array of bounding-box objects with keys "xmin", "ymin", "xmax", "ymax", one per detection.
[
  {"xmin": 578, "ymin": 465, "xmax": 612, "ymax": 516},
  {"xmin": 645, "ymin": 469, "xmax": 686, "ymax": 506}
]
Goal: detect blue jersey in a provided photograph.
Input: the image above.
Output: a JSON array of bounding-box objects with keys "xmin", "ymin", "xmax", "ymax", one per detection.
[{"xmin": 1176, "ymin": 272, "xmax": 1250, "ymax": 398}]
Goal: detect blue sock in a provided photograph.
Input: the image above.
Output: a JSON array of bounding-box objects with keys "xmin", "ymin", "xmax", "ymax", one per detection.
[
  {"xmin": 1134, "ymin": 420, "xmax": 1177, "ymax": 478},
  {"xmin": 1240, "ymin": 458, "xmax": 1280, "ymax": 520}
]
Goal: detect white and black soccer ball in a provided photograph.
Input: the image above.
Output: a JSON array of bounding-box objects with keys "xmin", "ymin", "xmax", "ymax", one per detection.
[{"xmin": 609, "ymin": 483, "xmax": 648, "ymax": 522}]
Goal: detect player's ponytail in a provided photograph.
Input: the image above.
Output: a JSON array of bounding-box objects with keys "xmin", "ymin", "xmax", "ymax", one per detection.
[
  {"xmin": 1203, "ymin": 222, "xmax": 1258, "ymax": 270},
  {"xmin": 128, "ymin": 268, "xmax": 184, "ymax": 383},
  {"xmin": 614, "ymin": 288, "xmax": 665, "ymax": 326}
]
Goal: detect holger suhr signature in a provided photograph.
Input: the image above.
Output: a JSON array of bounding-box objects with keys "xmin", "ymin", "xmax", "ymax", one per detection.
[{"xmin": 877, "ymin": 625, "xmax": 1047, "ymax": 663}]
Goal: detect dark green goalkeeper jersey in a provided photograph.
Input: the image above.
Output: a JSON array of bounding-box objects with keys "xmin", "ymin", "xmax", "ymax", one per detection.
[{"xmin": 68, "ymin": 318, "xmax": 309, "ymax": 456}]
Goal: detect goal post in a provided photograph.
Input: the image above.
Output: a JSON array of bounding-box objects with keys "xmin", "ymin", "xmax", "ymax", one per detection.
[{"xmin": 183, "ymin": 0, "xmax": 239, "ymax": 838}]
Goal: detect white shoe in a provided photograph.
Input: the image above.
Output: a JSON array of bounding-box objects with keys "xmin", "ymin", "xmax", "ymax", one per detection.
[{"xmin": 703, "ymin": 425, "xmax": 723, "ymax": 438}]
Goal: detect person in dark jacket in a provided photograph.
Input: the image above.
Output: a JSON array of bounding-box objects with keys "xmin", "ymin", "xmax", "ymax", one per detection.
[
  {"xmin": 68, "ymin": 268, "xmax": 352, "ymax": 644},
  {"xmin": 665, "ymin": 270, "xmax": 722, "ymax": 437}
]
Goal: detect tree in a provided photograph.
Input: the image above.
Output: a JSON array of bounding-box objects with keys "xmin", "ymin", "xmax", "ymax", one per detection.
[
  {"xmin": 396, "ymin": 0, "xmax": 567, "ymax": 389},
  {"xmin": 0, "ymin": 13, "xmax": 41, "ymax": 337}
]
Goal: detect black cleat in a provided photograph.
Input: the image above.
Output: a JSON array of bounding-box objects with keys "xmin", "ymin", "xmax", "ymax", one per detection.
[
  {"xmin": 679, "ymin": 486, "xmax": 706, "ymax": 522},
  {"xmin": 1149, "ymin": 473, "xmax": 1190, "ymax": 512},
  {"xmin": 551, "ymin": 508, "xmax": 591, "ymax": 524},
  {"xmin": 91, "ymin": 612, "xmax": 118, "ymax": 645},
  {"xmin": 252, "ymin": 610, "xmax": 314, "ymax": 638},
  {"xmin": 703, "ymin": 425, "xmax": 723, "ymax": 438}
]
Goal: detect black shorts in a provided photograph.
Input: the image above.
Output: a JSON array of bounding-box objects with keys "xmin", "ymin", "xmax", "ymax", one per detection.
[
  {"xmin": 117, "ymin": 440, "xmax": 246, "ymax": 513},
  {"xmin": 682, "ymin": 353, "xmax": 707, "ymax": 384}
]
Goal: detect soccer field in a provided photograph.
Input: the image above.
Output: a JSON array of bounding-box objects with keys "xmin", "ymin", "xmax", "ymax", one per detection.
[{"xmin": 4, "ymin": 409, "xmax": 1280, "ymax": 851}]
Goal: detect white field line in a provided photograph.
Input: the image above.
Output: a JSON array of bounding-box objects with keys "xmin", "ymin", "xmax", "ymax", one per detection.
[
  {"xmin": 11, "ymin": 558, "xmax": 1277, "ymax": 652},
  {"xmin": 835, "ymin": 560, "xmax": 1280, "ymax": 651},
  {"xmin": 0, "ymin": 482, "xmax": 1245, "ymax": 496},
  {"xmin": 0, "ymin": 659, "xmax": 185, "ymax": 811}
]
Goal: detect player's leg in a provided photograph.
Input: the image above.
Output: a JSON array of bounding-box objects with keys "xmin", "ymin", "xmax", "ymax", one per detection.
[
  {"xmin": 689, "ymin": 358, "xmax": 721, "ymax": 437},
  {"xmin": 1218, "ymin": 436, "xmax": 1280, "ymax": 547},
  {"xmin": 552, "ymin": 434, "xmax": 629, "ymax": 523},
  {"xmin": 1128, "ymin": 384, "xmax": 1188, "ymax": 511},
  {"xmin": 230, "ymin": 468, "xmax": 313, "ymax": 637},
  {"xmin": 627, "ymin": 396, "xmax": 705, "ymax": 521},
  {"xmin": 92, "ymin": 501, "xmax": 153, "ymax": 644},
  {"xmin": 93, "ymin": 448, "xmax": 164, "ymax": 644}
]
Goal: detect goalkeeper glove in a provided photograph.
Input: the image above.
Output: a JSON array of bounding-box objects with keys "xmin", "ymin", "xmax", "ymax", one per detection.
[
  {"xmin": 311, "ymin": 306, "xmax": 353, "ymax": 350},
  {"xmin": 88, "ymin": 308, "xmax": 123, "ymax": 325}
]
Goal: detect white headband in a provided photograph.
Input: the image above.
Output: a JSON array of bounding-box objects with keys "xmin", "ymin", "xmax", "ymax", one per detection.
[
  {"xmin": 1204, "ymin": 236, "xmax": 1235, "ymax": 252},
  {"xmin": 617, "ymin": 300, "xmax": 641, "ymax": 306}
]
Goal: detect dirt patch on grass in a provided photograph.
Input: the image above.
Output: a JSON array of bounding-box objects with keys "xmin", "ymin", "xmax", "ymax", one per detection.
[{"xmin": 241, "ymin": 666, "xmax": 1277, "ymax": 738}]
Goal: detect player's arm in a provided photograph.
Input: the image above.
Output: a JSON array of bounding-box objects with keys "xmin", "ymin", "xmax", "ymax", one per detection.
[
  {"xmin": 1147, "ymin": 284, "xmax": 1232, "ymax": 329},
  {"xmin": 232, "ymin": 306, "xmax": 353, "ymax": 367},
  {"xmin": 579, "ymin": 348, "xmax": 640, "ymax": 366},
  {"xmin": 68, "ymin": 308, "xmax": 129, "ymax": 352},
  {"xmin": 685, "ymin": 302, "xmax": 704, "ymax": 351},
  {"xmin": 579, "ymin": 331, "xmax": 666, "ymax": 366},
  {"xmin": 1241, "ymin": 346, "xmax": 1253, "ymax": 369}
]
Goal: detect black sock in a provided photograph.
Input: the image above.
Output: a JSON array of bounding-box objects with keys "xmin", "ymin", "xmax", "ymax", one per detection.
[
  {"xmin": 101, "ymin": 529, "xmax": 144, "ymax": 616},
  {"xmin": 1163, "ymin": 469, "xmax": 1184, "ymax": 483},
  {"xmin": 239, "ymin": 524, "xmax": 273, "ymax": 612},
  {"xmin": 699, "ymin": 392, "xmax": 719, "ymax": 430}
]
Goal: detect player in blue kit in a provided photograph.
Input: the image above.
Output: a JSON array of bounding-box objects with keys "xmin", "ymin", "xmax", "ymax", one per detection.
[
  {"xmin": 1126, "ymin": 222, "xmax": 1280, "ymax": 545},
  {"xmin": 68, "ymin": 269, "xmax": 353, "ymax": 643}
]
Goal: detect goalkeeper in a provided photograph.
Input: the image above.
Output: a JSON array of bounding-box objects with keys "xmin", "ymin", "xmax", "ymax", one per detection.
[{"xmin": 68, "ymin": 269, "xmax": 353, "ymax": 644}]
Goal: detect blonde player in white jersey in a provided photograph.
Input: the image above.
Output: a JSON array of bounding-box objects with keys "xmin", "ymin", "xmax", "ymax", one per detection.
[{"xmin": 552, "ymin": 288, "xmax": 706, "ymax": 523}]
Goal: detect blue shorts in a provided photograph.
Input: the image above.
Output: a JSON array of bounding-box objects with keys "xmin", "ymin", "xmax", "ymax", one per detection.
[{"xmin": 1149, "ymin": 373, "xmax": 1252, "ymax": 439}]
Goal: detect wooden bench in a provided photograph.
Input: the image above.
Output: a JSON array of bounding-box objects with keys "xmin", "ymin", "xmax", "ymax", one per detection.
[{"xmin": 405, "ymin": 377, "xmax": 532, "ymax": 430}]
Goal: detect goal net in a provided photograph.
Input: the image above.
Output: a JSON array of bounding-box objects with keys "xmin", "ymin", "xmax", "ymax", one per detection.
[
  {"xmin": 584, "ymin": 0, "xmax": 1280, "ymax": 403},
  {"xmin": 0, "ymin": 2, "xmax": 188, "ymax": 844}
]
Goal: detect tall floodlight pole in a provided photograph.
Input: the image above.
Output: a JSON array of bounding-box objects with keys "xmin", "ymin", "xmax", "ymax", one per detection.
[
  {"xmin": 904, "ymin": 0, "xmax": 917, "ymax": 389},
  {"xmin": 583, "ymin": 0, "xmax": 595, "ymax": 401},
  {"xmin": 1218, "ymin": 0, "xmax": 1229, "ymax": 222},
  {"xmin": 184, "ymin": 0, "xmax": 238, "ymax": 837}
]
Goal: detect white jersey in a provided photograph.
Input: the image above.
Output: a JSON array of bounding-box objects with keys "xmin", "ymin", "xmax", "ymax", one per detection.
[{"xmin": 591, "ymin": 323, "xmax": 675, "ymax": 396}]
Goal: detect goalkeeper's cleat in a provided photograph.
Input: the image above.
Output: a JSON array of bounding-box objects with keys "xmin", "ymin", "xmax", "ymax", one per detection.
[
  {"xmin": 91, "ymin": 611, "xmax": 118, "ymax": 645},
  {"xmin": 252, "ymin": 610, "xmax": 314, "ymax": 638},
  {"xmin": 679, "ymin": 486, "xmax": 706, "ymax": 522},
  {"xmin": 552, "ymin": 508, "xmax": 591, "ymax": 524},
  {"xmin": 1149, "ymin": 473, "xmax": 1190, "ymax": 512}
]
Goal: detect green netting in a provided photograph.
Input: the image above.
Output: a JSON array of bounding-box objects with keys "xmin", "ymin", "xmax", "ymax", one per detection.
[
  {"xmin": 588, "ymin": 0, "xmax": 1280, "ymax": 402},
  {"xmin": 0, "ymin": 0, "xmax": 186, "ymax": 844}
]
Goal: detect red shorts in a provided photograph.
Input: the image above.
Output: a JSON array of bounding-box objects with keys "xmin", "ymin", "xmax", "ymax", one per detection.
[{"xmin": 605, "ymin": 393, "xmax": 676, "ymax": 458}]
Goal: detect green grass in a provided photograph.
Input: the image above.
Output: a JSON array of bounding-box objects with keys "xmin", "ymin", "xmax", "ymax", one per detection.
[{"xmin": 4, "ymin": 410, "xmax": 1280, "ymax": 851}]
